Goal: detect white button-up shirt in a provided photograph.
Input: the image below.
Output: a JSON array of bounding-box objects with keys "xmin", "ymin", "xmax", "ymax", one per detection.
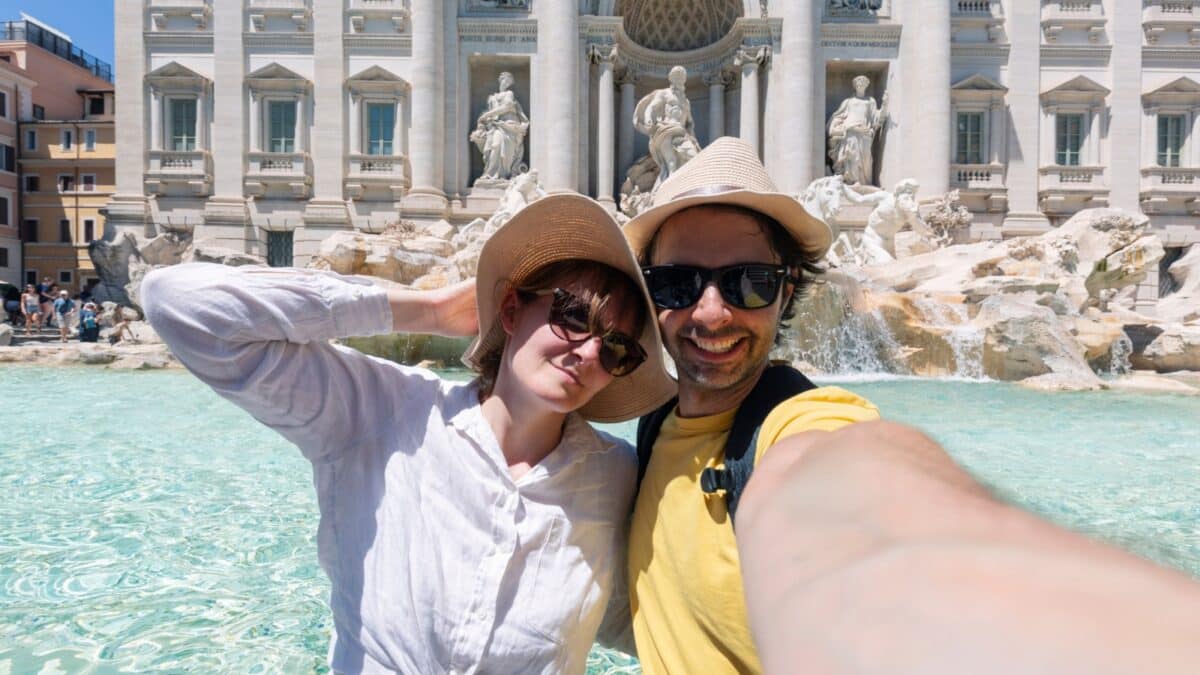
[{"xmin": 142, "ymin": 264, "xmax": 635, "ymax": 674}]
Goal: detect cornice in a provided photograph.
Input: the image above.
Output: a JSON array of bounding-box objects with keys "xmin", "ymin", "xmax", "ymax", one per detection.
[
  {"xmin": 457, "ymin": 18, "xmax": 538, "ymax": 37},
  {"xmin": 951, "ymin": 43, "xmax": 1011, "ymax": 60},
  {"xmin": 243, "ymin": 32, "xmax": 315, "ymax": 49},
  {"xmin": 343, "ymin": 34, "xmax": 412, "ymax": 51},
  {"xmin": 1143, "ymin": 46, "xmax": 1200, "ymax": 64},
  {"xmin": 144, "ymin": 32, "xmax": 214, "ymax": 50},
  {"xmin": 1039, "ymin": 44, "xmax": 1112, "ymax": 61}
]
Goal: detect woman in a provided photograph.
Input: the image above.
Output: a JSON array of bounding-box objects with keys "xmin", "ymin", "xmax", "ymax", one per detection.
[
  {"xmin": 20, "ymin": 284, "xmax": 41, "ymax": 334},
  {"xmin": 142, "ymin": 194, "xmax": 674, "ymax": 674}
]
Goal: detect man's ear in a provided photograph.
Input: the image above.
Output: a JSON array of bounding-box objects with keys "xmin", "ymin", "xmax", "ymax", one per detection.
[
  {"xmin": 781, "ymin": 268, "xmax": 800, "ymax": 307},
  {"xmin": 498, "ymin": 289, "xmax": 521, "ymax": 336}
]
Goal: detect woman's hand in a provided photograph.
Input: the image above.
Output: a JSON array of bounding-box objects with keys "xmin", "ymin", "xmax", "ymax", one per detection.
[{"xmin": 428, "ymin": 279, "xmax": 478, "ymax": 337}]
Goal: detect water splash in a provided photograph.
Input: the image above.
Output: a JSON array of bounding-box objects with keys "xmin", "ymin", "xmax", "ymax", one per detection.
[
  {"xmin": 911, "ymin": 298, "xmax": 986, "ymax": 380},
  {"xmin": 1108, "ymin": 333, "xmax": 1133, "ymax": 378},
  {"xmin": 789, "ymin": 304, "xmax": 901, "ymax": 375}
]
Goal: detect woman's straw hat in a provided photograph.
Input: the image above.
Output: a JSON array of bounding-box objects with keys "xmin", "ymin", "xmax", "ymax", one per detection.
[
  {"xmin": 623, "ymin": 136, "xmax": 832, "ymax": 259},
  {"xmin": 462, "ymin": 193, "xmax": 676, "ymax": 422}
]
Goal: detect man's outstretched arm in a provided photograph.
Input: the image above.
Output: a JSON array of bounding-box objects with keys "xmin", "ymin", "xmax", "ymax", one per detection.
[{"xmin": 737, "ymin": 421, "xmax": 1200, "ymax": 675}]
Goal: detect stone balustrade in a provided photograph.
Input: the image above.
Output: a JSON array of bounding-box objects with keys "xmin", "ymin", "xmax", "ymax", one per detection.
[
  {"xmin": 146, "ymin": 150, "xmax": 212, "ymax": 196},
  {"xmin": 245, "ymin": 152, "xmax": 311, "ymax": 198},
  {"xmin": 1038, "ymin": 165, "xmax": 1109, "ymax": 215},
  {"xmin": 951, "ymin": 163, "xmax": 1005, "ymax": 187},
  {"xmin": 347, "ymin": 154, "xmax": 409, "ymax": 200}
]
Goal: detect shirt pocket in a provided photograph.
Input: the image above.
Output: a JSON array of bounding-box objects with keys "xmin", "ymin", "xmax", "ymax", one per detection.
[{"xmin": 517, "ymin": 515, "xmax": 615, "ymax": 650}]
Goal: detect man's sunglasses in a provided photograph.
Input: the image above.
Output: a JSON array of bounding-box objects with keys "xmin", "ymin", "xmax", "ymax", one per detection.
[
  {"xmin": 522, "ymin": 288, "xmax": 647, "ymax": 377},
  {"xmin": 642, "ymin": 264, "xmax": 792, "ymax": 310}
]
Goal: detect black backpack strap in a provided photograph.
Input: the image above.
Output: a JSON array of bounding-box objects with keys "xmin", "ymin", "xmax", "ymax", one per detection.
[
  {"xmin": 700, "ymin": 364, "xmax": 817, "ymax": 526},
  {"xmin": 635, "ymin": 397, "xmax": 677, "ymax": 492}
]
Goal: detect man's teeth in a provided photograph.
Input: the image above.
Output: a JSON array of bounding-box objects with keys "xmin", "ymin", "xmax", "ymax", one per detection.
[{"xmin": 692, "ymin": 336, "xmax": 739, "ymax": 354}]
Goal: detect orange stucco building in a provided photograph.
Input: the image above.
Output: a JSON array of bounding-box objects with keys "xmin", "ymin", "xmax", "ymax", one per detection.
[{"xmin": 0, "ymin": 17, "xmax": 113, "ymax": 294}]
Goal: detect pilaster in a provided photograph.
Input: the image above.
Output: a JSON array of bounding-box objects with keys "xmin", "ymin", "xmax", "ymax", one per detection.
[
  {"xmin": 405, "ymin": 0, "xmax": 448, "ymax": 212},
  {"xmin": 306, "ymin": 0, "xmax": 350, "ymax": 226},
  {"xmin": 735, "ymin": 46, "xmax": 768, "ymax": 156},
  {"xmin": 1003, "ymin": 0, "xmax": 1050, "ymax": 233},
  {"xmin": 590, "ymin": 45, "xmax": 617, "ymax": 205},
  {"xmin": 107, "ymin": 0, "xmax": 150, "ymax": 237},
  {"xmin": 205, "ymin": 0, "xmax": 250, "ymax": 240},
  {"xmin": 538, "ymin": 1, "xmax": 581, "ymax": 193}
]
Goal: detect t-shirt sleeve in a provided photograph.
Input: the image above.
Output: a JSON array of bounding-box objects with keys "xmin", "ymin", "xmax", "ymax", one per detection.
[{"xmin": 754, "ymin": 386, "xmax": 881, "ymax": 463}]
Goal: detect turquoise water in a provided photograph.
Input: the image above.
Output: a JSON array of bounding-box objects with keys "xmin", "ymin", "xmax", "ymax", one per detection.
[{"xmin": 1, "ymin": 367, "xmax": 1198, "ymax": 673}]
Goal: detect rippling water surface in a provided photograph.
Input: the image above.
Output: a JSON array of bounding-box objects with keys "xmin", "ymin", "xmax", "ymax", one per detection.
[{"xmin": 2, "ymin": 367, "xmax": 1198, "ymax": 673}]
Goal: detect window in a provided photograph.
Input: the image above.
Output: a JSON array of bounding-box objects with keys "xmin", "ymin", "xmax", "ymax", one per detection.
[
  {"xmin": 32, "ymin": 104, "xmax": 44, "ymax": 120},
  {"xmin": 59, "ymin": 270, "xmax": 73, "ymax": 285},
  {"xmin": 0, "ymin": 90, "xmax": 7, "ymax": 118},
  {"xmin": 0, "ymin": 248, "xmax": 7, "ymax": 268},
  {"xmin": 268, "ymin": 100, "xmax": 296, "ymax": 153},
  {"xmin": 25, "ymin": 269, "xmax": 36, "ymax": 285},
  {"xmin": 955, "ymin": 112, "xmax": 984, "ymax": 165},
  {"xmin": 1056, "ymin": 114, "xmax": 1083, "ymax": 166},
  {"xmin": 84, "ymin": 129, "xmax": 96, "ymax": 151},
  {"xmin": 59, "ymin": 219, "xmax": 71, "ymax": 243},
  {"xmin": 22, "ymin": 219, "xmax": 38, "ymax": 242},
  {"xmin": 0, "ymin": 144, "xmax": 13, "ymax": 173},
  {"xmin": 25, "ymin": 129, "xmax": 36, "ymax": 151},
  {"xmin": 23, "ymin": 175, "xmax": 39, "ymax": 192},
  {"xmin": 83, "ymin": 219, "xmax": 95, "ymax": 242},
  {"xmin": 89, "ymin": 96, "xmax": 105, "ymax": 116},
  {"xmin": 170, "ymin": 98, "xmax": 197, "ymax": 151},
  {"xmin": 58, "ymin": 174, "xmax": 75, "ymax": 192},
  {"xmin": 267, "ymin": 231, "xmax": 293, "ymax": 267},
  {"xmin": 81, "ymin": 174, "xmax": 96, "ymax": 192},
  {"xmin": 61, "ymin": 129, "xmax": 73, "ymax": 150},
  {"xmin": 0, "ymin": 195, "xmax": 7, "ymax": 225},
  {"xmin": 1157, "ymin": 115, "xmax": 1186, "ymax": 168},
  {"xmin": 367, "ymin": 103, "xmax": 395, "ymax": 155}
]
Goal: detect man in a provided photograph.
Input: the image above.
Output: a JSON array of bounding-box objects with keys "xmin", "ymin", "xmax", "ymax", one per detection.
[
  {"xmin": 623, "ymin": 138, "xmax": 1200, "ymax": 673},
  {"xmin": 52, "ymin": 290, "xmax": 74, "ymax": 342},
  {"xmin": 622, "ymin": 137, "xmax": 880, "ymax": 674}
]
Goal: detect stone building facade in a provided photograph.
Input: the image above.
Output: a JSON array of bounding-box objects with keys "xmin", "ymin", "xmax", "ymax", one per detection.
[
  {"xmin": 111, "ymin": 1, "xmax": 1200, "ymax": 290},
  {"xmin": 0, "ymin": 58, "xmax": 35, "ymax": 288}
]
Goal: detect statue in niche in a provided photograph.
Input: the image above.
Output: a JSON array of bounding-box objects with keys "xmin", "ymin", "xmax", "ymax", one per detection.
[
  {"xmin": 471, "ymin": 71, "xmax": 529, "ymax": 186},
  {"xmin": 827, "ymin": 75, "xmax": 888, "ymax": 187},
  {"xmin": 633, "ymin": 65, "xmax": 702, "ymax": 191}
]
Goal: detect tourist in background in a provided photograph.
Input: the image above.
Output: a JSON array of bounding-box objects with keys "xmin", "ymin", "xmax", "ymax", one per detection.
[
  {"xmin": 78, "ymin": 302, "xmax": 100, "ymax": 343},
  {"xmin": 53, "ymin": 291, "xmax": 75, "ymax": 342},
  {"xmin": 20, "ymin": 284, "xmax": 41, "ymax": 334},
  {"xmin": 37, "ymin": 278, "xmax": 53, "ymax": 328},
  {"xmin": 143, "ymin": 193, "xmax": 673, "ymax": 674}
]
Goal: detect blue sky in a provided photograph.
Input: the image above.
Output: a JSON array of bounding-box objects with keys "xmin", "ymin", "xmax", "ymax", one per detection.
[{"xmin": 0, "ymin": 0, "xmax": 114, "ymax": 68}]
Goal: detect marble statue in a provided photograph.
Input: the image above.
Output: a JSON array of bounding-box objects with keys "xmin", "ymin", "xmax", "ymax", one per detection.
[
  {"xmin": 828, "ymin": 0, "xmax": 884, "ymax": 14},
  {"xmin": 470, "ymin": 71, "xmax": 529, "ymax": 186},
  {"xmin": 856, "ymin": 179, "xmax": 936, "ymax": 265},
  {"xmin": 633, "ymin": 65, "xmax": 701, "ymax": 191},
  {"xmin": 827, "ymin": 75, "xmax": 888, "ymax": 186},
  {"xmin": 488, "ymin": 169, "xmax": 545, "ymax": 232}
]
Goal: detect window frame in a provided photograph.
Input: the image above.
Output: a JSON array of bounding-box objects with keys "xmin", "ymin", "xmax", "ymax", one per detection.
[
  {"xmin": 89, "ymin": 96, "xmax": 105, "ymax": 116},
  {"xmin": 365, "ymin": 101, "xmax": 396, "ymax": 156},
  {"xmin": 1157, "ymin": 114, "xmax": 1187, "ymax": 168},
  {"xmin": 83, "ymin": 218, "xmax": 96, "ymax": 242},
  {"xmin": 1056, "ymin": 113, "xmax": 1084, "ymax": 167},
  {"xmin": 59, "ymin": 270, "xmax": 73, "ymax": 285},
  {"xmin": 0, "ymin": 143, "xmax": 14, "ymax": 173},
  {"xmin": 0, "ymin": 90, "xmax": 7, "ymax": 119},
  {"xmin": 266, "ymin": 98, "xmax": 298, "ymax": 154},
  {"xmin": 59, "ymin": 218, "xmax": 72, "ymax": 244},
  {"xmin": 22, "ymin": 218, "xmax": 39, "ymax": 243},
  {"xmin": 0, "ymin": 194, "xmax": 8, "ymax": 225},
  {"xmin": 167, "ymin": 97, "xmax": 198, "ymax": 152},
  {"xmin": 25, "ymin": 129, "xmax": 37, "ymax": 152},
  {"xmin": 0, "ymin": 247, "xmax": 8, "ymax": 268},
  {"xmin": 32, "ymin": 104, "xmax": 45, "ymax": 120},
  {"xmin": 23, "ymin": 175, "xmax": 39, "ymax": 193},
  {"xmin": 84, "ymin": 128, "xmax": 97, "ymax": 152},
  {"xmin": 61, "ymin": 129, "xmax": 74, "ymax": 151},
  {"xmin": 81, "ymin": 174, "xmax": 97, "ymax": 192},
  {"xmin": 57, "ymin": 174, "xmax": 75, "ymax": 193}
]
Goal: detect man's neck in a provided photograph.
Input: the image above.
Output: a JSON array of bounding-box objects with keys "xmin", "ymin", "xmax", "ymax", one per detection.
[{"xmin": 676, "ymin": 362, "xmax": 768, "ymax": 419}]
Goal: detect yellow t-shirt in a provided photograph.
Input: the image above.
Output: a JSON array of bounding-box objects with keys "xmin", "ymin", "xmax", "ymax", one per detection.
[{"xmin": 628, "ymin": 386, "xmax": 880, "ymax": 674}]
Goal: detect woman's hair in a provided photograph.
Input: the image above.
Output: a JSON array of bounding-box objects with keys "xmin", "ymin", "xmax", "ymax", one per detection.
[{"xmin": 475, "ymin": 259, "xmax": 646, "ymax": 397}]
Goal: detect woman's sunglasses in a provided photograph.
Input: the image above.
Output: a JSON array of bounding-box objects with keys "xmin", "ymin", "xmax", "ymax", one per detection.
[
  {"xmin": 641, "ymin": 264, "xmax": 792, "ymax": 310},
  {"xmin": 522, "ymin": 288, "xmax": 647, "ymax": 377}
]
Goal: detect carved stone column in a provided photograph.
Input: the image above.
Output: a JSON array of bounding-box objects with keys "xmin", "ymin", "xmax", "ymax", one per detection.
[
  {"xmin": 617, "ymin": 69, "xmax": 638, "ymax": 184},
  {"xmin": 540, "ymin": 1, "xmax": 580, "ymax": 192},
  {"xmin": 735, "ymin": 46, "xmax": 768, "ymax": 156},
  {"xmin": 704, "ymin": 70, "xmax": 731, "ymax": 143},
  {"xmin": 591, "ymin": 45, "xmax": 617, "ymax": 205},
  {"xmin": 407, "ymin": 0, "xmax": 447, "ymax": 206}
]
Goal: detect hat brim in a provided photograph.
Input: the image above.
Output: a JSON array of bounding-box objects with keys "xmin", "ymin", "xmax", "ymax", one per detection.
[
  {"xmin": 462, "ymin": 194, "xmax": 676, "ymax": 423},
  {"xmin": 623, "ymin": 189, "xmax": 832, "ymax": 261}
]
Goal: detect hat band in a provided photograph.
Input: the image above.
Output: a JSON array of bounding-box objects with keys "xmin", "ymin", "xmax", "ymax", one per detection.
[{"xmin": 669, "ymin": 184, "xmax": 747, "ymax": 200}]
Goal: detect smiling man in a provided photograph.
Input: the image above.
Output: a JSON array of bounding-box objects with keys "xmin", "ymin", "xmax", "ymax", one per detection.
[{"xmin": 621, "ymin": 137, "xmax": 880, "ymax": 674}]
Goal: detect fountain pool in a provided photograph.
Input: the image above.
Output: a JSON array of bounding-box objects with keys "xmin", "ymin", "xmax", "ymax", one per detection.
[{"xmin": 2, "ymin": 366, "xmax": 1197, "ymax": 673}]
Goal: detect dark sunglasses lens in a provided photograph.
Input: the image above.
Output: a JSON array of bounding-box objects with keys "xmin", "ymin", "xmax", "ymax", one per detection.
[
  {"xmin": 599, "ymin": 334, "xmax": 647, "ymax": 377},
  {"xmin": 719, "ymin": 265, "xmax": 781, "ymax": 309},
  {"xmin": 646, "ymin": 267, "xmax": 703, "ymax": 309}
]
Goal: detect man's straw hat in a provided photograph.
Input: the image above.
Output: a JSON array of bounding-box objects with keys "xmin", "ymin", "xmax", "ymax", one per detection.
[
  {"xmin": 623, "ymin": 136, "xmax": 832, "ymax": 259},
  {"xmin": 462, "ymin": 193, "xmax": 676, "ymax": 423}
]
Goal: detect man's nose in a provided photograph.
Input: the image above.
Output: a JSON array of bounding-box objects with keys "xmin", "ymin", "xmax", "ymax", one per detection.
[{"xmin": 689, "ymin": 283, "xmax": 731, "ymax": 327}]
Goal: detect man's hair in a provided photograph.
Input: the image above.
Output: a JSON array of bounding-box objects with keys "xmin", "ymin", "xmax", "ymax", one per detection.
[
  {"xmin": 638, "ymin": 204, "xmax": 825, "ymax": 345},
  {"xmin": 475, "ymin": 259, "xmax": 646, "ymax": 396}
]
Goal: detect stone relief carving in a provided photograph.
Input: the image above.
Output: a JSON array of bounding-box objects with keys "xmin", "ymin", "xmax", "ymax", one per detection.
[
  {"xmin": 470, "ymin": 0, "xmax": 530, "ymax": 9},
  {"xmin": 470, "ymin": 71, "xmax": 530, "ymax": 187},
  {"xmin": 632, "ymin": 65, "xmax": 701, "ymax": 192},
  {"xmin": 827, "ymin": 0, "xmax": 885, "ymax": 17},
  {"xmin": 827, "ymin": 74, "xmax": 888, "ymax": 187}
]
